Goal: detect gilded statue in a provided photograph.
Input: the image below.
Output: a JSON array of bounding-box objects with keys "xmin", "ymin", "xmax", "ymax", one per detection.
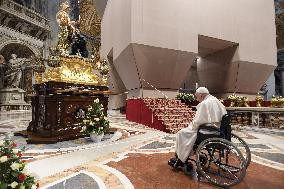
[
  {"xmin": 56, "ymin": 2, "xmax": 72, "ymax": 27},
  {"xmin": 35, "ymin": 1, "xmax": 107, "ymax": 85},
  {"xmin": 56, "ymin": 1, "xmax": 89, "ymax": 58},
  {"xmin": 56, "ymin": 1, "xmax": 74, "ymax": 54}
]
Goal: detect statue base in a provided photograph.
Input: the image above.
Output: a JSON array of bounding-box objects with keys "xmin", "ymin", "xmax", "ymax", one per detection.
[{"xmin": 0, "ymin": 88, "xmax": 31, "ymax": 111}]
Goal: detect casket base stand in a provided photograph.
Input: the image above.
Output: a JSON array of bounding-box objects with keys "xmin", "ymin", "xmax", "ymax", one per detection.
[{"xmin": 15, "ymin": 81, "xmax": 109, "ymax": 144}]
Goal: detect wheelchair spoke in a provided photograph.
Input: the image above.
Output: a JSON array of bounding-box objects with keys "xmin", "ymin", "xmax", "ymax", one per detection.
[
  {"xmin": 218, "ymin": 164, "xmax": 239, "ymax": 179},
  {"xmin": 212, "ymin": 157, "xmax": 241, "ymax": 179},
  {"xmin": 206, "ymin": 167, "xmax": 238, "ymax": 180}
]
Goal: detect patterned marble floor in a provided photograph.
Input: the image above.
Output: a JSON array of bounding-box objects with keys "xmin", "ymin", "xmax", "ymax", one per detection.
[{"xmin": 0, "ymin": 110, "xmax": 284, "ymax": 189}]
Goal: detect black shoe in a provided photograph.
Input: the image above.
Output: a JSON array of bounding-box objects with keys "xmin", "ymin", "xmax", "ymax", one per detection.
[
  {"xmin": 174, "ymin": 158, "xmax": 184, "ymax": 169},
  {"xmin": 184, "ymin": 162, "xmax": 194, "ymax": 174},
  {"xmin": 168, "ymin": 157, "xmax": 177, "ymax": 167}
]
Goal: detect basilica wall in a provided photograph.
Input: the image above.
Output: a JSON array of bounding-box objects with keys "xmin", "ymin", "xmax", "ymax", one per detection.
[
  {"xmin": 197, "ymin": 0, "xmax": 276, "ymax": 65},
  {"xmin": 101, "ymin": 0, "xmax": 132, "ymax": 59},
  {"xmin": 100, "ymin": 0, "xmax": 134, "ymax": 108},
  {"xmin": 0, "ymin": 0, "xmax": 50, "ymax": 106},
  {"xmin": 131, "ymin": 0, "xmax": 198, "ymax": 54},
  {"xmin": 106, "ymin": 50, "xmax": 127, "ymax": 110},
  {"xmin": 101, "ymin": 0, "xmax": 277, "ymax": 102}
]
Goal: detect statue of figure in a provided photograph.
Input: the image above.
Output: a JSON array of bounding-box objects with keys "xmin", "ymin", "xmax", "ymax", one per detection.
[
  {"xmin": 70, "ymin": 30, "xmax": 88, "ymax": 58},
  {"xmin": 56, "ymin": 1, "xmax": 74, "ymax": 53},
  {"xmin": 56, "ymin": 1, "xmax": 89, "ymax": 57},
  {"xmin": 4, "ymin": 54, "xmax": 30, "ymax": 89},
  {"xmin": 0, "ymin": 55, "xmax": 5, "ymax": 89}
]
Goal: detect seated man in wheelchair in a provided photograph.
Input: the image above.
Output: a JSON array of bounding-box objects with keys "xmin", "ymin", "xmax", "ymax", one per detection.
[{"xmin": 169, "ymin": 87, "xmax": 227, "ymax": 169}]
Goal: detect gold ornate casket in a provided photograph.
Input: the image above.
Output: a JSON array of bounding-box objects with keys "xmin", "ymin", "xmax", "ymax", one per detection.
[{"xmin": 34, "ymin": 56, "xmax": 107, "ymax": 86}]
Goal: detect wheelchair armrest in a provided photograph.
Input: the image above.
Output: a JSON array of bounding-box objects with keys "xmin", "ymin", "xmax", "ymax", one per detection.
[
  {"xmin": 198, "ymin": 124, "xmax": 219, "ymax": 132},
  {"xmin": 198, "ymin": 124, "xmax": 225, "ymax": 138}
]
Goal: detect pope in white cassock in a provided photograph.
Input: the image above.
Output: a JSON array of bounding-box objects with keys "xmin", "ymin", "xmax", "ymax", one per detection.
[{"xmin": 172, "ymin": 87, "xmax": 227, "ymax": 168}]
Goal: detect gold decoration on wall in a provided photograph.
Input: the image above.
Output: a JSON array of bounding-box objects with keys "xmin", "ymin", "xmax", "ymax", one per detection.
[{"xmin": 79, "ymin": 0, "xmax": 101, "ymax": 37}]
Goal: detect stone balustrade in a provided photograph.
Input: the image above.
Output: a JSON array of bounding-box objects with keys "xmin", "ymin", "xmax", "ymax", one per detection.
[{"xmin": 0, "ymin": 0, "xmax": 50, "ymax": 30}]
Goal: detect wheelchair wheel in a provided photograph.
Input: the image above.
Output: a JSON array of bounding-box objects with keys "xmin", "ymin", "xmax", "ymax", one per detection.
[
  {"xmin": 196, "ymin": 138, "xmax": 246, "ymax": 188},
  {"xmin": 231, "ymin": 133, "xmax": 251, "ymax": 168}
]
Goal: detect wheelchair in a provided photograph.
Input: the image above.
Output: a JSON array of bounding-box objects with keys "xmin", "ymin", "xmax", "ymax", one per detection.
[{"xmin": 169, "ymin": 114, "xmax": 251, "ymax": 188}]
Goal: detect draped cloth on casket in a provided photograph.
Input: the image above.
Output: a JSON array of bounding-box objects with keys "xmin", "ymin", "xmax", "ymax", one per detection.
[{"xmin": 175, "ymin": 95, "xmax": 227, "ymax": 163}]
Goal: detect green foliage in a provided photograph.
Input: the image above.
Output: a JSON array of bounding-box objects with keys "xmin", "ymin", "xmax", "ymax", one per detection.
[
  {"xmin": 80, "ymin": 98, "xmax": 110, "ymax": 135},
  {"xmin": 176, "ymin": 93, "xmax": 195, "ymax": 103},
  {"xmin": 0, "ymin": 139, "xmax": 38, "ymax": 189}
]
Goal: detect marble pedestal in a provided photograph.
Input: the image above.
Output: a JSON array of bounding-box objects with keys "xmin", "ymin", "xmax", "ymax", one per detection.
[{"xmin": 0, "ymin": 88, "xmax": 31, "ymax": 110}]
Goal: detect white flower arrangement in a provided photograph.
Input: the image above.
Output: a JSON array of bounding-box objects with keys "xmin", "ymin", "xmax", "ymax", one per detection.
[
  {"xmin": 94, "ymin": 98, "xmax": 99, "ymax": 103},
  {"xmin": 0, "ymin": 155, "xmax": 8, "ymax": 163},
  {"xmin": 79, "ymin": 98, "xmax": 109, "ymax": 135},
  {"xmin": 10, "ymin": 181, "xmax": 18, "ymax": 188},
  {"xmin": 0, "ymin": 139, "xmax": 38, "ymax": 188},
  {"xmin": 11, "ymin": 162, "xmax": 21, "ymax": 170}
]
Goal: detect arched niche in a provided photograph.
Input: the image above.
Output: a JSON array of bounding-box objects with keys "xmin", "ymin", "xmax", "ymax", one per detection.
[
  {"xmin": 0, "ymin": 43, "xmax": 36, "ymax": 98},
  {"xmin": 0, "ymin": 43, "xmax": 35, "ymax": 63}
]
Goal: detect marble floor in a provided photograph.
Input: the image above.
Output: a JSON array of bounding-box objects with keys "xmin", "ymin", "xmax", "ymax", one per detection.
[{"xmin": 0, "ymin": 110, "xmax": 284, "ymax": 189}]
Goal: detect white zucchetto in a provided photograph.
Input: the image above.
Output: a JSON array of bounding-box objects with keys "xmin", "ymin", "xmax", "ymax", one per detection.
[{"xmin": 195, "ymin": 87, "xmax": 209, "ymax": 94}]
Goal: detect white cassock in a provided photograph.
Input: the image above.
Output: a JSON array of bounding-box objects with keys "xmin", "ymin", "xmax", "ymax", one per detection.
[{"xmin": 175, "ymin": 94, "xmax": 227, "ymax": 162}]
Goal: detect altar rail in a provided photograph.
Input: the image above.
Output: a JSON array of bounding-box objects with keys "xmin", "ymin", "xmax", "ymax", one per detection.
[{"xmin": 226, "ymin": 107, "xmax": 284, "ymax": 129}]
